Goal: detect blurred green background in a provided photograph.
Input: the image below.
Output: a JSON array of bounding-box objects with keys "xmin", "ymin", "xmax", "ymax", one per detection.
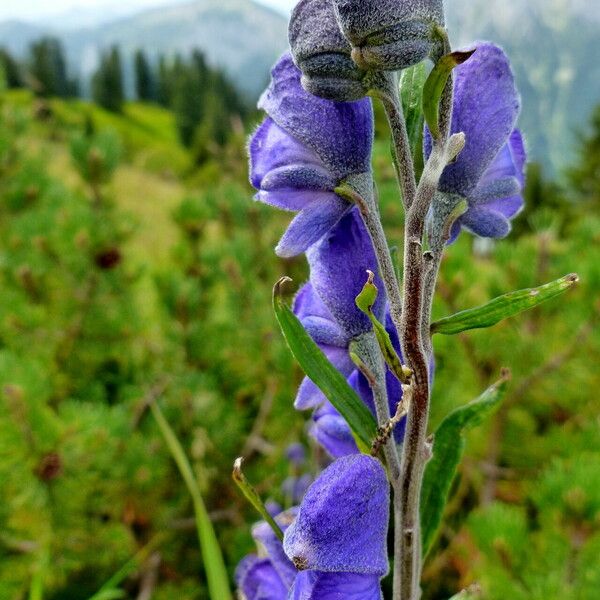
[{"xmin": 0, "ymin": 1, "xmax": 599, "ymax": 599}]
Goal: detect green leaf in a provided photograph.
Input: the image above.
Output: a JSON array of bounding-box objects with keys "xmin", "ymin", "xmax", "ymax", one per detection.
[
  {"xmin": 421, "ymin": 373, "xmax": 510, "ymax": 557},
  {"xmin": 400, "ymin": 62, "xmax": 428, "ymax": 178},
  {"xmin": 232, "ymin": 457, "xmax": 284, "ymax": 542},
  {"xmin": 355, "ymin": 272, "xmax": 411, "ymax": 384},
  {"xmin": 431, "ymin": 273, "xmax": 579, "ymax": 335},
  {"xmin": 423, "ymin": 50, "xmax": 475, "ymax": 140},
  {"xmin": 273, "ymin": 278, "xmax": 377, "ymax": 452},
  {"xmin": 151, "ymin": 402, "xmax": 232, "ymax": 600},
  {"xmin": 87, "ymin": 534, "xmax": 166, "ymax": 600}
]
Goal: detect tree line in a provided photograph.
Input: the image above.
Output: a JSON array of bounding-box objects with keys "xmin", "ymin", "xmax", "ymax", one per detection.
[{"xmin": 0, "ymin": 38, "xmax": 248, "ymax": 155}]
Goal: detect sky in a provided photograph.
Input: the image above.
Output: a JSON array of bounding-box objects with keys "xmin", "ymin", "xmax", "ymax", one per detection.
[{"xmin": 0, "ymin": 0, "xmax": 295, "ymax": 22}]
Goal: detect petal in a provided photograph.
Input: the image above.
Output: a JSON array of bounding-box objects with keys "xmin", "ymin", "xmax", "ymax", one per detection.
[
  {"xmin": 252, "ymin": 509, "xmax": 298, "ymax": 589},
  {"xmin": 250, "ymin": 118, "xmax": 324, "ymax": 189},
  {"xmin": 482, "ymin": 193, "xmax": 524, "ymax": 219},
  {"xmin": 255, "ymin": 189, "xmax": 327, "ymax": 212},
  {"xmin": 301, "ymin": 316, "xmax": 349, "ymax": 347},
  {"xmin": 275, "ymin": 194, "xmax": 350, "ymax": 258},
  {"xmin": 236, "ymin": 556, "xmax": 289, "ymax": 600},
  {"xmin": 461, "ymin": 207, "xmax": 511, "ymax": 238},
  {"xmin": 509, "ymin": 129, "xmax": 526, "ymax": 187},
  {"xmin": 283, "ymin": 454, "xmax": 390, "ymax": 575},
  {"xmin": 293, "ymin": 282, "xmax": 333, "ymax": 322},
  {"xmin": 294, "ymin": 345, "xmax": 354, "ymax": 410},
  {"xmin": 261, "ymin": 164, "xmax": 336, "ymax": 192},
  {"xmin": 431, "ymin": 43, "xmax": 521, "ymax": 197},
  {"xmin": 469, "ymin": 177, "xmax": 521, "ymax": 206},
  {"xmin": 310, "ymin": 404, "xmax": 359, "ymax": 458},
  {"xmin": 291, "ymin": 571, "xmax": 383, "ymax": 600},
  {"xmin": 259, "ymin": 53, "xmax": 373, "ymax": 178},
  {"xmin": 307, "ymin": 206, "xmax": 385, "ymax": 338},
  {"xmin": 295, "ymin": 376, "xmax": 326, "ymax": 411},
  {"xmin": 293, "ymin": 283, "xmax": 349, "ymax": 347}
]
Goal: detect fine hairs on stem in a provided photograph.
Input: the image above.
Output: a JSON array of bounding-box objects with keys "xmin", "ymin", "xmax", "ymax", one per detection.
[{"xmin": 393, "ymin": 35, "xmax": 458, "ymax": 599}]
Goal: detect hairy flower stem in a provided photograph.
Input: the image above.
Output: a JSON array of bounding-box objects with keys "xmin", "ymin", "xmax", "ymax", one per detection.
[
  {"xmin": 370, "ymin": 73, "xmax": 417, "ymax": 209},
  {"xmin": 396, "ymin": 57, "xmax": 457, "ymax": 598},
  {"xmin": 353, "ymin": 332, "xmax": 402, "ymax": 484}
]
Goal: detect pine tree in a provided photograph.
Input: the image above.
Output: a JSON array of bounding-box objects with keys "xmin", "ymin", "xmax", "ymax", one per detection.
[
  {"xmin": 567, "ymin": 104, "xmax": 600, "ymax": 205},
  {"xmin": 172, "ymin": 63, "xmax": 204, "ymax": 147},
  {"xmin": 28, "ymin": 37, "xmax": 69, "ymax": 97},
  {"xmin": 92, "ymin": 46, "xmax": 124, "ymax": 113},
  {"xmin": 134, "ymin": 49, "xmax": 154, "ymax": 102},
  {"xmin": 0, "ymin": 48, "xmax": 22, "ymax": 89}
]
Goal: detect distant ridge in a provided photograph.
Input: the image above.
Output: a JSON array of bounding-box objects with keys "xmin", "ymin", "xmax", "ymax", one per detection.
[
  {"xmin": 0, "ymin": 0, "xmax": 288, "ymax": 99},
  {"xmin": 1, "ymin": 0, "xmax": 598, "ymax": 170}
]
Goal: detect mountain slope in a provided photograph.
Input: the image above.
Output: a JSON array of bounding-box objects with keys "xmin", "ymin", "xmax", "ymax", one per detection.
[
  {"xmin": 1, "ymin": 0, "xmax": 597, "ymax": 170},
  {"xmin": 0, "ymin": 0, "xmax": 288, "ymax": 99},
  {"xmin": 446, "ymin": 0, "xmax": 600, "ymax": 172}
]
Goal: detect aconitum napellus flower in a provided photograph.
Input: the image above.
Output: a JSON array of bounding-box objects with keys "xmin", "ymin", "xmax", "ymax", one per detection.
[
  {"xmin": 249, "ymin": 53, "xmax": 374, "ymax": 257},
  {"xmin": 237, "ymin": 455, "xmax": 389, "ymax": 599},
  {"xmin": 292, "ymin": 209, "xmax": 406, "ymax": 457},
  {"xmin": 331, "ymin": 0, "xmax": 445, "ymax": 71},
  {"xmin": 426, "ymin": 43, "xmax": 525, "ymax": 242},
  {"xmin": 289, "ymin": 0, "xmax": 367, "ymax": 101}
]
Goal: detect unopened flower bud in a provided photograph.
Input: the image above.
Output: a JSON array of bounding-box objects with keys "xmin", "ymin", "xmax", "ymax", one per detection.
[
  {"xmin": 289, "ymin": 0, "xmax": 368, "ymax": 101},
  {"xmin": 331, "ymin": 0, "xmax": 445, "ymax": 71}
]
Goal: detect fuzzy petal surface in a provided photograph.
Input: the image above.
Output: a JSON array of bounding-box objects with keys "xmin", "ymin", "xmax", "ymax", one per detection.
[
  {"xmin": 307, "ymin": 207, "xmax": 384, "ymax": 338},
  {"xmin": 259, "ymin": 53, "xmax": 373, "ymax": 178},
  {"xmin": 291, "ymin": 571, "xmax": 383, "ymax": 600},
  {"xmin": 283, "ymin": 454, "xmax": 389, "ymax": 575},
  {"xmin": 309, "ymin": 401, "xmax": 359, "ymax": 457}
]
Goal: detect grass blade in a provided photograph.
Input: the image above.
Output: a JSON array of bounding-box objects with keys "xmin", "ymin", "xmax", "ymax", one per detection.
[{"xmin": 151, "ymin": 401, "xmax": 232, "ymax": 600}]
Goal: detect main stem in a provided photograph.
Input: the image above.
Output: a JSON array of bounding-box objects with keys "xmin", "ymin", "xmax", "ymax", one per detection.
[{"xmin": 396, "ymin": 47, "xmax": 456, "ymax": 599}]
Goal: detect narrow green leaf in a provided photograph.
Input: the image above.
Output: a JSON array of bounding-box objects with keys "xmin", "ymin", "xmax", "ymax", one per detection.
[
  {"xmin": 273, "ymin": 277, "xmax": 377, "ymax": 452},
  {"xmin": 151, "ymin": 402, "xmax": 232, "ymax": 600},
  {"xmin": 431, "ymin": 273, "xmax": 579, "ymax": 336},
  {"xmin": 232, "ymin": 457, "xmax": 284, "ymax": 542},
  {"xmin": 87, "ymin": 534, "xmax": 166, "ymax": 600},
  {"xmin": 423, "ymin": 50, "xmax": 475, "ymax": 140},
  {"xmin": 421, "ymin": 373, "xmax": 510, "ymax": 557},
  {"xmin": 355, "ymin": 272, "xmax": 411, "ymax": 384},
  {"xmin": 400, "ymin": 62, "xmax": 428, "ymax": 178}
]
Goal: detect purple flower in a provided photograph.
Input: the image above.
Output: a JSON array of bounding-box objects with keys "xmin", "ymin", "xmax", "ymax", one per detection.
[
  {"xmin": 286, "ymin": 442, "xmax": 307, "ymax": 466},
  {"xmin": 237, "ymin": 456, "xmax": 389, "ymax": 599},
  {"xmin": 307, "ymin": 207, "xmax": 384, "ymax": 338},
  {"xmin": 291, "ymin": 572, "xmax": 383, "ymax": 600},
  {"xmin": 236, "ymin": 509, "xmax": 298, "ymax": 599},
  {"xmin": 293, "ymin": 282, "xmax": 355, "ymax": 411},
  {"xmin": 331, "ymin": 0, "xmax": 445, "ymax": 71},
  {"xmin": 289, "ymin": 0, "xmax": 367, "ymax": 101},
  {"xmin": 249, "ymin": 53, "xmax": 374, "ymax": 257},
  {"xmin": 284, "ymin": 454, "xmax": 389, "ymax": 576},
  {"xmin": 235, "ymin": 555, "xmax": 289, "ymax": 600},
  {"xmin": 310, "ymin": 400, "xmax": 359, "ymax": 457},
  {"xmin": 426, "ymin": 43, "xmax": 525, "ymax": 242}
]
